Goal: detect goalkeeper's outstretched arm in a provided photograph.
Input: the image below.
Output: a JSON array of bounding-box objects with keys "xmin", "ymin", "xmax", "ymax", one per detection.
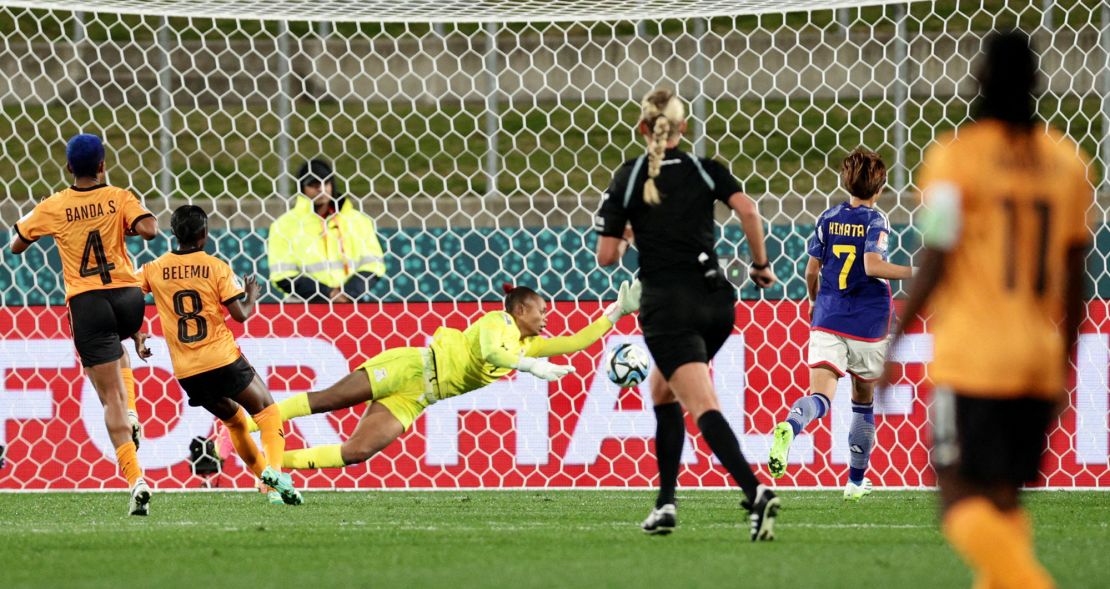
[{"xmin": 528, "ymin": 279, "xmax": 642, "ymax": 358}]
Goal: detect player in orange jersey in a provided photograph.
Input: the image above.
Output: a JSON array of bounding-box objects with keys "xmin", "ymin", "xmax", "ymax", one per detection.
[
  {"xmin": 140, "ymin": 205, "xmax": 302, "ymax": 505},
  {"xmin": 10, "ymin": 134, "xmax": 157, "ymax": 515},
  {"xmin": 891, "ymin": 32, "xmax": 1092, "ymax": 589}
]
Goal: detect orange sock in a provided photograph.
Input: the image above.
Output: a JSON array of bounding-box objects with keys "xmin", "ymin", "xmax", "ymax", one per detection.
[
  {"xmin": 114, "ymin": 441, "xmax": 143, "ymax": 487},
  {"xmin": 253, "ymin": 404, "xmax": 285, "ymax": 472},
  {"xmin": 223, "ymin": 408, "xmax": 267, "ymax": 477},
  {"xmin": 943, "ymin": 498, "xmax": 1054, "ymax": 589},
  {"xmin": 120, "ymin": 368, "xmax": 137, "ymax": 414}
]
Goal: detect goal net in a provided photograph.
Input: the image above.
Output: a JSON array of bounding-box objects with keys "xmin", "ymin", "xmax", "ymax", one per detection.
[{"xmin": 1, "ymin": 1, "xmax": 1107, "ymax": 490}]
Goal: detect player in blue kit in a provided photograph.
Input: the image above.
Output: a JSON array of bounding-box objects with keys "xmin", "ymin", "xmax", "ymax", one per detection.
[{"xmin": 768, "ymin": 149, "xmax": 914, "ymax": 499}]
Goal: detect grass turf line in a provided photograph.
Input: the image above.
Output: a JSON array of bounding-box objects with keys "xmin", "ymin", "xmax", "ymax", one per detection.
[{"xmin": 1, "ymin": 491, "xmax": 1108, "ymax": 588}]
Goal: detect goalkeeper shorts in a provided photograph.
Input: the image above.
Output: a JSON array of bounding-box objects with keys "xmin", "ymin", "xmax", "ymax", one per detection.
[{"xmin": 358, "ymin": 347, "xmax": 440, "ymax": 431}]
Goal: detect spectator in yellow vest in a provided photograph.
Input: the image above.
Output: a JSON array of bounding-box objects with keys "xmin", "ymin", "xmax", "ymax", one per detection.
[{"xmin": 268, "ymin": 159, "xmax": 386, "ymax": 303}]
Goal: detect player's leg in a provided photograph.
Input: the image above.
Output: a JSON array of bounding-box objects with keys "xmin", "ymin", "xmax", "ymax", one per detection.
[
  {"xmin": 842, "ymin": 337, "xmax": 884, "ymax": 500},
  {"xmin": 769, "ymin": 331, "xmax": 842, "ymax": 478},
  {"xmin": 204, "ymin": 397, "xmax": 267, "ymax": 478},
  {"xmin": 283, "ymin": 401, "xmax": 406, "ymax": 469},
  {"xmin": 642, "ymin": 366, "xmax": 681, "ymax": 535},
  {"xmin": 117, "ymin": 345, "xmax": 141, "ymax": 449},
  {"xmin": 72, "ymin": 290, "xmax": 149, "ymax": 515},
  {"xmin": 934, "ymin": 390, "xmax": 1054, "ymax": 589},
  {"xmin": 111, "ymin": 287, "xmax": 147, "ymax": 450}
]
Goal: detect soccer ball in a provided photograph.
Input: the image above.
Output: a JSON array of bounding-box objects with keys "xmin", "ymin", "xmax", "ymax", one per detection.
[{"xmin": 606, "ymin": 343, "xmax": 650, "ymax": 388}]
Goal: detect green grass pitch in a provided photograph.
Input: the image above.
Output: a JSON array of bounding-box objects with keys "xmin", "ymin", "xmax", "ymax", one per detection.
[{"xmin": 1, "ymin": 491, "xmax": 1107, "ymax": 588}]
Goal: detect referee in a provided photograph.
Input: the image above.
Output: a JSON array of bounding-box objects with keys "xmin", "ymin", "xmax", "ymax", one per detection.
[{"xmin": 595, "ymin": 89, "xmax": 780, "ymax": 541}]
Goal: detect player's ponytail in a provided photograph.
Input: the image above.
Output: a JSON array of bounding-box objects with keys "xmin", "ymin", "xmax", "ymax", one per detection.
[
  {"xmin": 639, "ymin": 89, "xmax": 685, "ymax": 206},
  {"xmin": 840, "ymin": 149, "xmax": 887, "ymax": 200}
]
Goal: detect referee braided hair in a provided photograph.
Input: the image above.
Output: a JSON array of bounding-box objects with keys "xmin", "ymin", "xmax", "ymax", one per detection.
[
  {"xmin": 639, "ymin": 89, "xmax": 686, "ymax": 206},
  {"xmin": 171, "ymin": 205, "xmax": 208, "ymax": 246}
]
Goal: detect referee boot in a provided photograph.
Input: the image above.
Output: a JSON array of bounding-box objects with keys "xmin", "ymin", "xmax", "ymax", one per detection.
[
  {"xmin": 742, "ymin": 485, "xmax": 781, "ymax": 542},
  {"xmin": 641, "ymin": 504, "xmax": 676, "ymax": 535}
]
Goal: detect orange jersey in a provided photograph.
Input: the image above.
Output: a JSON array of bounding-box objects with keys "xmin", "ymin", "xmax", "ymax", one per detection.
[
  {"xmin": 140, "ymin": 250, "xmax": 246, "ymax": 379},
  {"xmin": 14, "ymin": 184, "xmax": 152, "ymax": 301},
  {"xmin": 917, "ymin": 120, "xmax": 1094, "ymax": 399}
]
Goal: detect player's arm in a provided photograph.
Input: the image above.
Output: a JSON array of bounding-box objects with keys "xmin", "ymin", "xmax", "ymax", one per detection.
[
  {"xmin": 597, "ymin": 225, "xmax": 633, "ymax": 267},
  {"xmin": 479, "ymin": 316, "xmax": 575, "ymax": 382},
  {"xmin": 726, "ymin": 192, "xmax": 775, "ymax": 288},
  {"xmin": 805, "ymin": 256, "xmax": 821, "ymax": 302},
  {"xmin": 10, "ymin": 202, "xmax": 51, "ymax": 255},
  {"xmin": 595, "ymin": 166, "xmax": 633, "ymax": 267},
  {"xmin": 225, "ymin": 275, "xmax": 260, "ymax": 323},
  {"xmin": 1063, "ymin": 244, "xmax": 1088, "ymax": 370},
  {"xmin": 891, "ymin": 181, "xmax": 960, "ymax": 344},
  {"xmin": 863, "ymin": 253, "xmax": 914, "ymax": 280},
  {"xmin": 130, "ymin": 215, "xmax": 158, "ymax": 240},
  {"xmin": 120, "ymin": 191, "xmax": 157, "ymax": 240},
  {"xmin": 529, "ymin": 279, "xmax": 641, "ymax": 358}
]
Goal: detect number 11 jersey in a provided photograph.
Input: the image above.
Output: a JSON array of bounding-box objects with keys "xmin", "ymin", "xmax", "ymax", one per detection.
[
  {"xmin": 807, "ymin": 202, "xmax": 893, "ymax": 341},
  {"xmin": 141, "ymin": 250, "xmax": 246, "ymax": 379},
  {"xmin": 14, "ymin": 184, "xmax": 153, "ymax": 301}
]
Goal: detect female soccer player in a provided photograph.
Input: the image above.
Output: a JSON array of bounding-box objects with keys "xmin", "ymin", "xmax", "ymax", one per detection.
[
  {"xmin": 140, "ymin": 205, "xmax": 302, "ymax": 505},
  {"xmin": 767, "ymin": 149, "xmax": 914, "ymax": 500},
  {"xmin": 594, "ymin": 89, "xmax": 780, "ymax": 541},
  {"xmin": 263, "ymin": 281, "xmax": 641, "ymax": 470},
  {"xmin": 891, "ymin": 32, "xmax": 1091, "ymax": 588},
  {"xmin": 10, "ymin": 134, "xmax": 157, "ymax": 515}
]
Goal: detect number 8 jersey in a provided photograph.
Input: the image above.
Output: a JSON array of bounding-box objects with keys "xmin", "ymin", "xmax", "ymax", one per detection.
[
  {"xmin": 807, "ymin": 202, "xmax": 893, "ymax": 341},
  {"xmin": 141, "ymin": 250, "xmax": 246, "ymax": 378},
  {"xmin": 14, "ymin": 184, "xmax": 153, "ymax": 301}
]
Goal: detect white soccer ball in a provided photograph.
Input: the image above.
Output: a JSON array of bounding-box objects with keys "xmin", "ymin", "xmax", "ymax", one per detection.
[{"xmin": 605, "ymin": 343, "xmax": 650, "ymax": 388}]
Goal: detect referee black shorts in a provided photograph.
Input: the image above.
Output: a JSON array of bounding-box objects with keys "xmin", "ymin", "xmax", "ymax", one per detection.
[
  {"xmin": 68, "ymin": 287, "xmax": 146, "ymax": 367},
  {"xmin": 177, "ymin": 356, "xmax": 258, "ymax": 408},
  {"xmin": 639, "ymin": 277, "xmax": 736, "ymax": 379},
  {"xmin": 931, "ymin": 386, "xmax": 1056, "ymax": 486}
]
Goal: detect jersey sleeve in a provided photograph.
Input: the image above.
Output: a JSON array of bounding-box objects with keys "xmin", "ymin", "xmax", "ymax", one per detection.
[
  {"xmin": 139, "ymin": 263, "xmax": 152, "ymax": 294},
  {"xmin": 864, "ymin": 214, "xmax": 891, "ymax": 259},
  {"xmin": 13, "ymin": 200, "xmax": 54, "ymax": 243},
  {"xmin": 524, "ymin": 316, "xmax": 612, "ymax": 358},
  {"xmin": 594, "ymin": 164, "xmax": 633, "ymax": 238},
  {"xmin": 215, "ymin": 260, "xmax": 246, "ymax": 305},
  {"xmin": 478, "ymin": 312, "xmax": 521, "ymax": 369},
  {"xmin": 806, "ymin": 214, "xmax": 826, "ymax": 259},
  {"xmin": 120, "ymin": 190, "xmax": 154, "ymax": 233},
  {"xmin": 701, "ymin": 158, "xmax": 744, "ymax": 203}
]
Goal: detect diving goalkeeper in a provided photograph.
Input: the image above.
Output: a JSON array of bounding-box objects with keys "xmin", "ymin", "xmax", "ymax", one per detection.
[{"xmin": 261, "ymin": 280, "xmax": 641, "ymax": 470}]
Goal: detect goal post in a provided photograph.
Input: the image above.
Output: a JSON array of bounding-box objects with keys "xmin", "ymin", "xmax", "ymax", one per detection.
[{"xmin": 0, "ymin": 0, "xmax": 1107, "ymax": 490}]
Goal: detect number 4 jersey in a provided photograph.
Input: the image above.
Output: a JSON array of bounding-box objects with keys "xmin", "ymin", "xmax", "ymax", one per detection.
[
  {"xmin": 13, "ymin": 184, "xmax": 153, "ymax": 301},
  {"xmin": 807, "ymin": 202, "xmax": 893, "ymax": 341},
  {"xmin": 141, "ymin": 250, "xmax": 246, "ymax": 379}
]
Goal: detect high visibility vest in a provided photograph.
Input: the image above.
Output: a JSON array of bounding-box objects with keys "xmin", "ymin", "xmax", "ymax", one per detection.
[{"xmin": 267, "ymin": 195, "xmax": 386, "ymax": 292}]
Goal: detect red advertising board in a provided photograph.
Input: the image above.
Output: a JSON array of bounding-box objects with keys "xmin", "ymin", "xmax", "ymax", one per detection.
[{"xmin": 0, "ymin": 302, "xmax": 1107, "ymax": 490}]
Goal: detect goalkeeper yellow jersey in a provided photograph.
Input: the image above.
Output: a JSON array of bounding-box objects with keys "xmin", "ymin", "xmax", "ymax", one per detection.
[{"xmin": 429, "ymin": 310, "xmax": 613, "ymax": 399}]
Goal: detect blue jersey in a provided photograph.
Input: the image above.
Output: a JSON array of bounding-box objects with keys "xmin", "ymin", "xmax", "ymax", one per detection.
[{"xmin": 807, "ymin": 202, "xmax": 893, "ymax": 341}]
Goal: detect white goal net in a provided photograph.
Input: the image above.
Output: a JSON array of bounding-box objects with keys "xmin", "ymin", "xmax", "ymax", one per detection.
[{"xmin": 1, "ymin": 0, "xmax": 1107, "ymax": 490}]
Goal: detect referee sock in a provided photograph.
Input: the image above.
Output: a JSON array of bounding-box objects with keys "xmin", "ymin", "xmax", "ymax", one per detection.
[
  {"xmin": 284, "ymin": 445, "xmax": 345, "ymax": 470},
  {"xmin": 114, "ymin": 441, "xmax": 143, "ymax": 487},
  {"xmin": 786, "ymin": 393, "xmax": 830, "ymax": 437},
  {"xmin": 653, "ymin": 402, "xmax": 685, "ymax": 508},
  {"xmin": 696, "ymin": 410, "xmax": 760, "ymax": 503},
  {"xmin": 222, "ymin": 407, "xmax": 266, "ymax": 477},
  {"xmin": 848, "ymin": 401, "xmax": 875, "ymax": 485},
  {"xmin": 120, "ymin": 367, "xmax": 137, "ymax": 414},
  {"xmin": 943, "ymin": 498, "xmax": 1054, "ymax": 589},
  {"xmin": 253, "ymin": 405, "xmax": 286, "ymax": 472}
]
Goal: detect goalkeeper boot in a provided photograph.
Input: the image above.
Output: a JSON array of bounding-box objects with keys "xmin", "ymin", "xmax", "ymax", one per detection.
[
  {"xmin": 768, "ymin": 422, "xmax": 794, "ymax": 479},
  {"xmin": 128, "ymin": 410, "xmax": 142, "ymax": 451},
  {"xmin": 261, "ymin": 467, "xmax": 304, "ymax": 506},
  {"xmin": 129, "ymin": 479, "xmax": 151, "ymax": 516},
  {"xmin": 742, "ymin": 485, "xmax": 780, "ymax": 542},
  {"xmin": 641, "ymin": 504, "xmax": 676, "ymax": 535},
  {"xmin": 843, "ymin": 477, "xmax": 873, "ymax": 502}
]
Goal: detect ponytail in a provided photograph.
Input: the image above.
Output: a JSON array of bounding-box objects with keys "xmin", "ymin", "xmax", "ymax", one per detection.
[{"xmin": 639, "ymin": 89, "xmax": 686, "ymax": 206}]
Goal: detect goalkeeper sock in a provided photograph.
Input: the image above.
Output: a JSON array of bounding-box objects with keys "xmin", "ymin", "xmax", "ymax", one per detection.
[
  {"xmin": 222, "ymin": 407, "xmax": 266, "ymax": 477},
  {"xmin": 786, "ymin": 393, "xmax": 830, "ymax": 436},
  {"xmin": 696, "ymin": 410, "xmax": 760, "ymax": 504},
  {"xmin": 653, "ymin": 402, "xmax": 685, "ymax": 508},
  {"xmin": 848, "ymin": 401, "xmax": 875, "ymax": 485},
  {"xmin": 120, "ymin": 367, "xmax": 137, "ymax": 414},
  {"xmin": 943, "ymin": 497, "xmax": 1054, "ymax": 589},
  {"xmin": 253, "ymin": 405, "xmax": 286, "ymax": 471},
  {"xmin": 284, "ymin": 445, "xmax": 345, "ymax": 470},
  {"xmin": 246, "ymin": 393, "xmax": 313, "ymax": 433},
  {"xmin": 114, "ymin": 441, "xmax": 143, "ymax": 487}
]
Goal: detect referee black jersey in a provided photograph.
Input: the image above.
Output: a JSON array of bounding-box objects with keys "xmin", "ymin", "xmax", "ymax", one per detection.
[{"xmin": 594, "ymin": 147, "xmax": 743, "ymax": 283}]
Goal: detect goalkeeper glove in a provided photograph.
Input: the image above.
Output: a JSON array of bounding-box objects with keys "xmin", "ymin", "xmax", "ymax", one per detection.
[
  {"xmin": 604, "ymin": 279, "xmax": 642, "ymax": 323},
  {"xmin": 515, "ymin": 356, "xmax": 575, "ymax": 381}
]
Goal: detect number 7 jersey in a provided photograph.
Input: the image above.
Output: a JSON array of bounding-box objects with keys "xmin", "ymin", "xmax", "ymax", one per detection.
[
  {"xmin": 141, "ymin": 250, "xmax": 246, "ymax": 379},
  {"xmin": 807, "ymin": 202, "xmax": 893, "ymax": 341},
  {"xmin": 13, "ymin": 184, "xmax": 153, "ymax": 301}
]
